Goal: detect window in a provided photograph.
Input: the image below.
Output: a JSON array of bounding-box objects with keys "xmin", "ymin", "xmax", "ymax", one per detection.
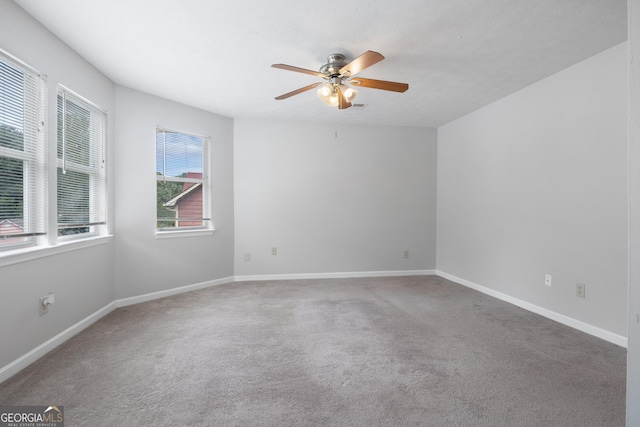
[
  {"xmin": 0, "ymin": 51, "xmax": 47, "ymax": 250},
  {"xmin": 156, "ymin": 128, "xmax": 210, "ymax": 231},
  {"xmin": 57, "ymin": 87, "xmax": 107, "ymax": 238}
]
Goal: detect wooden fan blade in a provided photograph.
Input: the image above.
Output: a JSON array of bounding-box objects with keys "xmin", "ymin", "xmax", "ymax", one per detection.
[
  {"xmin": 349, "ymin": 77, "xmax": 409, "ymax": 93},
  {"xmin": 338, "ymin": 86, "xmax": 352, "ymax": 110},
  {"xmin": 271, "ymin": 63, "xmax": 324, "ymax": 77},
  {"xmin": 339, "ymin": 50, "xmax": 385, "ymax": 76},
  {"xmin": 275, "ymin": 82, "xmax": 322, "ymax": 100}
]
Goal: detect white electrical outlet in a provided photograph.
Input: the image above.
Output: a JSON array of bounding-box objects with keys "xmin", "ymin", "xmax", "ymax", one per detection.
[
  {"xmin": 244, "ymin": 252, "xmax": 251, "ymax": 262},
  {"xmin": 39, "ymin": 296, "xmax": 48, "ymax": 315},
  {"xmin": 576, "ymin": 283, "xmax": 586, "ymax": 298},
  {"xmin": 39, "ymin": 292, "xmax": 55, "ymax": 315},
  {"xmin": 271, "ymin": 247, "xmax": 277, "ymax": 256},
  {"xmin": 403, "ymin": 250, "xmax": 409, "ymax": 259},
  {"xmin": 545, "ymin": 274, "xmax": 552, "ymax": 287}
]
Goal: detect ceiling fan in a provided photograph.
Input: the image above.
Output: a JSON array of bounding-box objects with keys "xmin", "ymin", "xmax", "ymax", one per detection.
[{"xmin": 271, "ymin": 50, "xmax": 409, "ymax": 110}]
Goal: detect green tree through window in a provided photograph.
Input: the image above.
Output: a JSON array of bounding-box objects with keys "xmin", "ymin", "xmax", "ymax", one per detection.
[
  {"xmin": 0, "ymin": 125, "xmax": 24, "ymax": 223},
  {"xmin": 156, "ymin": 173, "xmax": 184, "ymax": 228}
]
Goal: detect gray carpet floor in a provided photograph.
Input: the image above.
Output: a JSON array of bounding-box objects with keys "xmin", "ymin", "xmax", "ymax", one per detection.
[{"xmin": 0, "ymin": 275, "xmax": 626, "ymax": 426}]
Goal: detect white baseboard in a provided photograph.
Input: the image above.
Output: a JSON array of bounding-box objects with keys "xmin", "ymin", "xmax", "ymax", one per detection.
[
  {"xmin": 115, "ymin": 276, "xmax": 235, "ymax": 308},
  {"xmin": 3, "ymin": 269, "xmax": 625, "ymax": 384},
  {"xmin": 0, "ymin": 276, "xmax": 235, "ymax": 384},
  {"xmin": 436, "ymin": 270, "xmax": 628, "ymax": 348},
  {"xmin": 1, "ymin": 270, "xmax": 433, "ymax": 382},
  {"xmin": 234, "ymin": 269, "xmax": 436, "ymax": 282},
  {"xmin": 0, "ymin": 301, "xmax": 117, "ymax": 384}
]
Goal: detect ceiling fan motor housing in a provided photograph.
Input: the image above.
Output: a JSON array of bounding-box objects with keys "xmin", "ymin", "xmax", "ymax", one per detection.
[{"xmin": 319, "ymin": 54, "xmax": 348, "ymax": 76}]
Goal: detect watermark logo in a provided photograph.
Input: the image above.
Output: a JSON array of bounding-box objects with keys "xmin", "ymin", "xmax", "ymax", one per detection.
[{"xmin": 0, "ymin": 405, "xmax": 63, "ymax": 427}]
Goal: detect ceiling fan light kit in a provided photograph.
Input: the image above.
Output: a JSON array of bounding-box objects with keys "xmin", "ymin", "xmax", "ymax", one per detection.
[
  {"xmin": 317, "ymin": 79, "xmax": 357, "ymax": 107},
  {"xmin": 272, "ymin": 50, "xmax": 408, "ymax": 110}
]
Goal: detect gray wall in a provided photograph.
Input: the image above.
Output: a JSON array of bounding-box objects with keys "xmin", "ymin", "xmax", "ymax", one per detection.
[
  {"xmin": 0, "ymin": 1, "xmax": 235, "ymax": 370},
  {"xmin": 113, "ymin": 86, "xmax": 235, "ymax": 299},
  {"xmin": 0, "ymin": 1, "xmax": 116, "ymax": 367},
  {"xmin": 628, "ymin": 0, "xmax": 640, "ymax": 423},
  {"xmin": 234, "ymin": 120, "xmax": 437, "ymax": 276},
  {"xmin": 437, "ymin": 43, "xmax": 628, "ymax": 337},
  {"xmin": 1, "ymin": 3, "xmax": 635, "ymax": 419}
]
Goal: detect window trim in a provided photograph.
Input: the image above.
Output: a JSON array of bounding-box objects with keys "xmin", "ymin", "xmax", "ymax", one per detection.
[
  {"xmin": 0, "ymin": 48, "xmax": 113, "ymax": 262},
  {"xmin": 0, "ymin": 234, "xmax": 112, "ymax": 268},
  {"xmin": 155, "ymin": 228, "xmax": 215, "ymax": 239}
]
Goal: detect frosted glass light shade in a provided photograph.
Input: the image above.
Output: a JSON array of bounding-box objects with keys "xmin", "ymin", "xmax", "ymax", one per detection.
[{"xmin": 317, "ymin": 82, "xmax": 356, "ymax": 107}]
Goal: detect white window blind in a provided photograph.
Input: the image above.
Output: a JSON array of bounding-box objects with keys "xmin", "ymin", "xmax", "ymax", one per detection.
[
  {"xmin": 156, "ymin": 128, "xmax": 210, "ymax": 229},
  {"xmin": 0, "ymin": 51, "xmax": 47, "ymax": 248},
  {"xmin": 57, "ymin": 87, "xmax": 106, "ymax": 237}
]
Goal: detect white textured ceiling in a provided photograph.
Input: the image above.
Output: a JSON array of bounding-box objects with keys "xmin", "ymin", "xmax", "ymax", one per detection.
[{"xmin": 15, "ymin": 0, "xmax": 627, "ymax": 128}]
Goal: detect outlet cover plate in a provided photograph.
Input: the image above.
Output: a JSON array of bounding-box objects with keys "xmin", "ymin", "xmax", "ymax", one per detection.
[{"xmin": 39, "ymin": 296, "xmax": 48, "ymax": 315}]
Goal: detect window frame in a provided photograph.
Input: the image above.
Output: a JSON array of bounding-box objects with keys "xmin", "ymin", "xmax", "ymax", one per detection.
[
  {"xmin": 56, "ymin": 85, "xmax": 108, "ymax": 242},
  {"xmin": 155, "ymin": 127, "xmax": 213, "ymax": 238},
  {"xmin": 0, "ymin": 49, "xmax": 48, "ymax": 253}
]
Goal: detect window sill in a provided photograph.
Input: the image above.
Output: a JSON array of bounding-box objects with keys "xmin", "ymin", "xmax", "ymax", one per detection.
[
  {"xmin": 155, "ymin": 228, "xmax": 215, "ymax": 239},
  {"xmin": 0, "ymin": 235, "xmax": 113, "ymax": 268}
]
